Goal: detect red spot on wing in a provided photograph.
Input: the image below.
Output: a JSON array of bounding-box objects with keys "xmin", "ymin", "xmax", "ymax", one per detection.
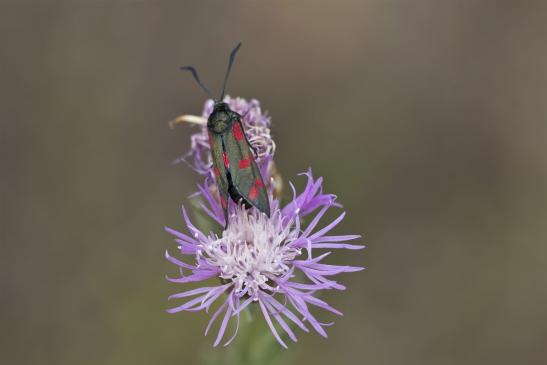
[
  {"xmin": 220, "ymin": 195, "xmax": 227, "ymax": 208},
  {"xmin": 233, "ymin": 121, "xmax": 244, "ymax": 141},
  {"xmin": 255, "ymin": 178, "xmax": 264, "ymax": 189},
  {"xmin": 223, "ymin": 152, "xmax": 229, "ymax": 168},
  {"xmin": 248, "ymin": 185, "xmax": 259, "ymax": 200},
  {"xmin": 238, "ymin": 158, "xmax": 251, "ymax": 169},
  {"xmin": 214, "ymin": 167, "xmax": 220, "ymax": 177}
]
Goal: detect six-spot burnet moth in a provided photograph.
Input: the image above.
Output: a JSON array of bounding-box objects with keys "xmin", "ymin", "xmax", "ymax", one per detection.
[{"xmin": 180, "ymin": 43, "xmax": 270, "ymax": 226}]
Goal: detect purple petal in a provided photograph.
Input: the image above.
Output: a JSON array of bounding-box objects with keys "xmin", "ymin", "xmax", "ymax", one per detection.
[
  {"xmin": 301, "ymin": 205, "xmax": 330, "ymax": 238},
  {"xmin": 213, "ymin": 299, "xmax": 233, "ymax": 347},
  {"xmin": 282, "ymin": 170, "xmax": 340, "ymax": 220},
  {"xmin": 233, "ymin": 296, "xmax": 254, "ymax": 315},
  {"xmin": 308, "ymin": 211, "xmax": 346, "ymax": 240},
  {"xmin": 164, "ymin": 226, "xmax": 198, "ymax": 245},
  {"xmin": 259, "ymin": 300, "xmax": 288, "ymax": 348},
  {"xmin": 181, "ymin": 205, "xmax": 207, "ymax": 242},
  {"xmin": 166, "ymin": 269, "xmax": 217, "ymax": 283},
  {"xmin": 175, "ymin": 239, "xmax": 198, "ymax": 255},
  {"xmin": 167, "ymin": 286, "xmax": 218, "ymax": 300},
  {"xmin": 196, "ymin": 183, "xmax": 225, "ymax": 226},
  {"xmin": 164, "ymin": 227, "xmax": 199, "ymax": 254},
  {"xmin": 167, "ymin": 293, "xmax": 210, "ymax": 313},
  {"xmin": 300, "ymin": 262, "xmax": 364, "ymax": 274},
  {"xmin": 264, "ymin": 299, "xmax": 298, "ymax": 342},
  {"xmin": 313, "ymin": 234, "xmax": 361, "ymax": 243},
  {"xmin": 223, "ymin": 305, "xmax": 240, "ymax": 346},
  {"xmin": 198, "ymin": 201, "xmax": 224, "ymax": 227},
  {"xmin": 285, "ymin": 281, "xmax": 339, "ymax": 291},
  {"xmin": 202, "ymin": 285, "xmax": 232, "ymax": 311},
  {"xmin": 302, "ymin": 295, "xmax": 343, "ymax": 316},
  {"xmin": 285, "ymin": 291, "xmax": 328, "ymax": 338},
  {"xmin": 311, "ymin": 243, "xmax": 365, "ymax": 250},
  {"xmin": 205, "ymin": 298, "xmax": 229, "ymax": 336},
  {"xmin": 164, "ymin": 250, "xmax": 195, "ymax": 270},
  {"xmin": 263, "ymin": 295, "xmax": 309, "ymax": 333}
]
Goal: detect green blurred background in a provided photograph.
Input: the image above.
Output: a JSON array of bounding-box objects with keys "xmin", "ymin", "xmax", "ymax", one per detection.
[{"xmin": 1, "ymin": 1, "xmax": 546, "ymax": 364}]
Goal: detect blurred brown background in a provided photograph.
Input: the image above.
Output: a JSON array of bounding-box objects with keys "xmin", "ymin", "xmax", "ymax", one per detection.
[{"xmin": 1, "ymin": 1, "xmax": 546, "ymax": 364}]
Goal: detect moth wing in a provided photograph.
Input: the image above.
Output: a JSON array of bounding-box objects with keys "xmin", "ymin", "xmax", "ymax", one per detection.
[
  {"xmin": 225, "ymin": 118, "xmax": 270, "ymax": 217},
  {"xmin": 208, "ymin": 131, "xmax": 230, "ymax": 224}
]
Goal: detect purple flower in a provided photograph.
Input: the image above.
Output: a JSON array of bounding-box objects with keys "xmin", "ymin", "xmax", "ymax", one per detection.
[
  {"xmin": 173, "ymin": 96, "xmax": 275, "ymax": 177},
  {"xmin": 165, "ymin": 170, "xmax": 364, "ymax": 348}
]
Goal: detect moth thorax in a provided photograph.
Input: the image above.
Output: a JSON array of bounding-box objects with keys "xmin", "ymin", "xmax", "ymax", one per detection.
[{"xmin": 207, "ymin": 111, "xmax": 231, "ymax": 134}]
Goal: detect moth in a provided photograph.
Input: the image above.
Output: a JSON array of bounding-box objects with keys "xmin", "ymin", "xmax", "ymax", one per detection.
[{"xmin": 180, "ymin": 43, "xmax": 270, "ymax": 225}]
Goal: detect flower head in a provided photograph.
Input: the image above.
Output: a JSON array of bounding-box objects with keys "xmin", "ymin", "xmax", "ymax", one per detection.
[
  {"xmin": 173, "ymin": 96, "xmax": 275, "ymax": 176},
  {"xmin": 165, "ymin": 171, "xmax": 364, "ymax": 348}
]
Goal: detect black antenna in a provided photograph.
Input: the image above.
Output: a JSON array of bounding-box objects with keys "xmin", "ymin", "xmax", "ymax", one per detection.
[
  {"xmin": 219, "ymin": 42, "xmax": 242, "ymax": 101},
  {"xmin": 179, "ymin": 66, "xmax": 213, "ymax": 99}
]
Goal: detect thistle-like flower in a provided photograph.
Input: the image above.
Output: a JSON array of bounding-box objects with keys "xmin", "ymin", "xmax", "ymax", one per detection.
[
  {"xmin": 165, "ymin": 170, "xmax": 364, "ymax": 348},
  {"xmin": 171, "ymin": 96, "xmax": 275, "ymax": 177}
]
